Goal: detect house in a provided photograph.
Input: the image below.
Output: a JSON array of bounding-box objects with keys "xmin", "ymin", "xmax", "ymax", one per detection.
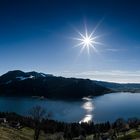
[{"xmin": 0, "ymin": 118, "xmax": 7, "ymax": 123}]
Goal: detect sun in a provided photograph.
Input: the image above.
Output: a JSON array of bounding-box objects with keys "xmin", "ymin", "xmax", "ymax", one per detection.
[
  {"xmin": 73, "ymin": 23, "xmax": 103, "ymax": 55},
  {"xmin": 81, "ymin": 35, "xmax": 93, "ymax": 47},
  {"xmin": 76, "ymin": 32, "xmax": 96, "ymax": 54}
]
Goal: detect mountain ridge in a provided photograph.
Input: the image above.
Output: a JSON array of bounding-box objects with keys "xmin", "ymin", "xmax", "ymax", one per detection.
[
  {"xmin": 0, "ymin": 70, "xmax": 112, "ymax": 99},
  {"xmin": 0, "ymin": 70, "xmax": 140, "ymax": 100}
]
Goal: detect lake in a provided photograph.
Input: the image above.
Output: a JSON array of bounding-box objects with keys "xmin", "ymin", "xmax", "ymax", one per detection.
[{"xmin": 0, "ymin": 92, "xmax": 140, "ymax": 123}]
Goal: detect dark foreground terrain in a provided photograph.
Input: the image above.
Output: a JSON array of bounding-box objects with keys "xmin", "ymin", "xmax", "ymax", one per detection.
[{"xmin": 0, "ymin": 112, "xmax": 140, "ymax": 140}]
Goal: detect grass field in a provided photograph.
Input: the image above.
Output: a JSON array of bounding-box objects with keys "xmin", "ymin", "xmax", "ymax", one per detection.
[
  {"xmin": 117, "ymin": 131, "xmax": 140, "ymax": 140},
  {"xmin": 78, "ymin": 130, "xmax": 140, "ymax": 140},
  {"xmin": 1, "ymin": 125, "xmax": 140, "ymax": 140},
  {"xmin": 0, "ymin": 126, "xmax": 47, "ymax": 140}
]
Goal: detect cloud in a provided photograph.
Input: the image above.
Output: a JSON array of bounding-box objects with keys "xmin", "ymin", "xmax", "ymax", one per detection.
[
  {"xmin": 105, "ymin": 48, "xmax": 120, "ymax": 52},
  {"xmin": 104, "ymin": 48, "xmax": 127, "ymax": 52}
]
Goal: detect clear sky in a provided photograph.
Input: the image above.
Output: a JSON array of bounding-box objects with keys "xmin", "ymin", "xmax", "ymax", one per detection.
[{"xmin": 0, "ymin": 0, "xmax": 140, "ymax": 83}]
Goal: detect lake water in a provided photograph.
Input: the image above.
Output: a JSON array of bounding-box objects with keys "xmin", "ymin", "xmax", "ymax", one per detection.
[{"xmin": 0, "ymin": 92, "xmax": 140, "ymax": 123}]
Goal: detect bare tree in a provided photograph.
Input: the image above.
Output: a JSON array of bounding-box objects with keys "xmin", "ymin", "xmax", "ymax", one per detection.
[{"xmin": 29, "ymin": 105, "xmax": 47, "ymax": 140}]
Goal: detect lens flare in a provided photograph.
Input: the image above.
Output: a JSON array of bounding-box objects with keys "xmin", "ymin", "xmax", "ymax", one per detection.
[{"xmin": 73, "ymin": 22, "xmax": 103, "ymax": 55}]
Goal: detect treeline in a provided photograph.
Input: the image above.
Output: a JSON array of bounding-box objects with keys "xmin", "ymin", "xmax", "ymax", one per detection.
[{"xmin": 0, "ymin": 112, "xmax": 139, "ymax": 139}]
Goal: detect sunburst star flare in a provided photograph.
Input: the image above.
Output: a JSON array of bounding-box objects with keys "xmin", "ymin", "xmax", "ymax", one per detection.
[{"xmin": 73, "ymin": 24, "xmax": 103, "ymax": 55}]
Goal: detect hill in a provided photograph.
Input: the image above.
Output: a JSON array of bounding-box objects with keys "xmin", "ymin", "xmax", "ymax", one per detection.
[
  {"xmin": 94, "ymin": 80, "xmax": 140, "ymax": 93},
  {"xmin": 0, "ymin": 70, "xmax": 111, "ymax": 99}
]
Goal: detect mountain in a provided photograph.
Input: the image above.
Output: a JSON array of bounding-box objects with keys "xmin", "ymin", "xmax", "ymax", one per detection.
[
  {"xmin": 94, "ymin": 80, "xmax": 140, "ymax": 93},
  {"xmin": 0, "ymin": 70, "xmax": 111, "ymax": 99}
]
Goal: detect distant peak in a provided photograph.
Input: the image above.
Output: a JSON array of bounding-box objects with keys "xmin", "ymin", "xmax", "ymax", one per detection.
[
  {"xmin": 7, "ymin": 70, "xmax": 24, "ymax": 74},
  {"xmin": 0, "ymin": 70, "xmax": 53, "ymax": 79}
]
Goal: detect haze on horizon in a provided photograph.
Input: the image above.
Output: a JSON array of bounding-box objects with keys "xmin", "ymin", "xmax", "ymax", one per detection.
[{"xmin": 0, "ymin": 0, "xmax": 140, "ymax": 83}]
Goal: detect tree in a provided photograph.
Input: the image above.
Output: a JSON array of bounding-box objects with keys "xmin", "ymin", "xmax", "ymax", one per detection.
[{"xmin": 29, "ymin": 105, "xmax": 47, "ymax": 140}]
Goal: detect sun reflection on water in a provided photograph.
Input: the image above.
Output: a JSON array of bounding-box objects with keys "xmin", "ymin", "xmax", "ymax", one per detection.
[
  {"xmin": 82, "ymin": 101, "xmax": 94, "ymax": 112},
  {"xmin": 79, "ymin": 97, "xmax": 94, "ymax": 123}
]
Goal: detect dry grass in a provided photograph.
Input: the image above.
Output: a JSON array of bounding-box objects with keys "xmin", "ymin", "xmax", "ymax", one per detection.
[{"xmin": 0, "ymin": 126, "xmax": 46, "ymax": 140}]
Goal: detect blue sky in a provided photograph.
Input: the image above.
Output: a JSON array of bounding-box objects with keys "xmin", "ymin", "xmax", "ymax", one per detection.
[{"xmin": 0, "ymin": 0, "xmax": 140, "ymax": 83}]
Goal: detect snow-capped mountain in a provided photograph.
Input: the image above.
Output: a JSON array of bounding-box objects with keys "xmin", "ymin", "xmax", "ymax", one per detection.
[{"xmin": 0, "ymin": 70, "xmax": 111, "ymax": 99}]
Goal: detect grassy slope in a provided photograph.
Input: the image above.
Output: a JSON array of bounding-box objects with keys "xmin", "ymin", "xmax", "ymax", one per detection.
[
  {"xmin": 1, "ymin": 124, "xmax": 140, "ymax": 140},
  {"xmin": 117, "ymin": 131, "xmax": 140, "ymax": 140},
  {"xmin": 0, "ymin": 126, "xmax": 46, "ymax": 140},
  {"xmin": 82, "ymin": 130, "xmax": 140, "ymax": 140}
]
